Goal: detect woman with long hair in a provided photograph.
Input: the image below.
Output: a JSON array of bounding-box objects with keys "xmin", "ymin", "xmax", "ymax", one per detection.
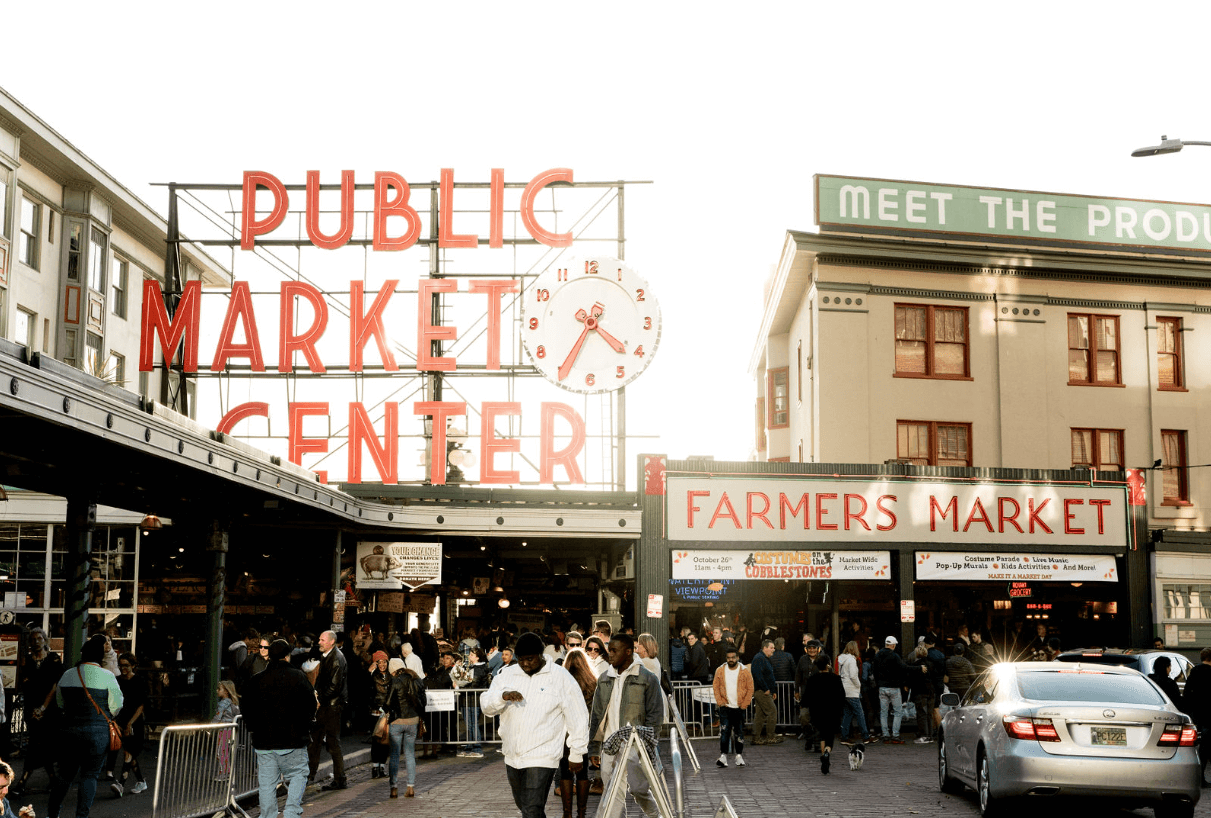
[
  {"xmin": 559, "ymin": 649, "xmax": 596, "ymax": 818},
  {"xmin": 837, "ymin": 641, "xmax": 871, "ymax": 744},
  {"xmin": 47, "ymin": 633, "xmax": 124, "ymax": 818},
  {"xmin": 384, "ymin": 661, "xmax": 426, "ymax": 799}
]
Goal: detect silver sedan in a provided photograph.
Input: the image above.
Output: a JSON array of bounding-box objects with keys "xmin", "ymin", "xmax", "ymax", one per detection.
[{"xmin": 937, "ymin": 662, "xmax": 1200, "ymax": 818}]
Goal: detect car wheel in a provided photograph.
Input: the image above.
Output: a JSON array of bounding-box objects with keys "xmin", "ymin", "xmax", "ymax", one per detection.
[
  {"xmin": 1154, "ymin": 802, "xmax": 1196, "ymax": 818},
  {"xmin": 938, "ymin": 732, "xmax": 963, "ymax": 794},
  {"xmin": 977, "ymin": 751, "xmax": 1005, "ymax": 818}
]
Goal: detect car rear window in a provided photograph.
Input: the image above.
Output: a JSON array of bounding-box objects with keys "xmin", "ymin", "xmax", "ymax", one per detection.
[
  {"xmin": 1056, "ymin": 654, "xmax": 1137, "ymax": 667},
  {"xmin": 1016, "ymin": 671, "xmax": 1165, "ymax": 705}
]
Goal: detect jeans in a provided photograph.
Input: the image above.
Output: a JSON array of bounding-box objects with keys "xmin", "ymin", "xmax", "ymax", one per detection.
[
  {"xmin": 308, "ymin": 705, "xmax": 346, "ymax": 783},
  {"xmin": 388, "ymin": 723, "xmax": 417, "ymax": 787},
  {"xmin": 462, "ymin": 705, "xmax": 482, "ymax": 753},
  {"xmin": 718, "ymin": 706, "xmax": 745, "ymax": 756},
  {"xmin": 878, "ymin": 687, "xmax": 903, "ymax": 738},
  {"xmin": 601, "ymin": 741, "xmax": 662, "ymax": 817},
  {"xmin": 752, "ymin": 690, "xmax": 777, "ymax": 741},
  {"xmin": 48, "ymin": 721, "xmax": 108, "ymax": 818},
  {"xmin": 256, "ymin": 747, "xmax": 308, "ymax": 818},
  {"xmin": 506, "ymin": 764, "xmax": 557, "ymax": 818},
  {"xmin": 840, "ymin": 696, "xmax": 870, "ymax": 740}
]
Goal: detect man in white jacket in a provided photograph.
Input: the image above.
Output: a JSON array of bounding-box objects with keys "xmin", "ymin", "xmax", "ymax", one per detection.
[{"xmin": 481, "ymin": 632, "xmax": 589, "ymax": 818}]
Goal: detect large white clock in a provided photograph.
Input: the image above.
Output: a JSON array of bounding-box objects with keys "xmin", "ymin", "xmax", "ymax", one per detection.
[{"xmin": 521, "ymin": 256, "xmax": 661, "ymax": 393}]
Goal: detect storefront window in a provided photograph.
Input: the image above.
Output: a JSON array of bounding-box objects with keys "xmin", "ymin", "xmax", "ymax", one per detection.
[{"xmin": 1163, "ymin": 584, "xmax": 1211, "ymax": 620}]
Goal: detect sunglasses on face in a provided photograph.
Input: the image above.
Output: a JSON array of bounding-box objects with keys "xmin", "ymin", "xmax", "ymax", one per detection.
[
  {"xmin": 585, "ymin": 646, "xmax": 602, "ymax": 653},
  {"xmin": 567, "ymin": 642, "xmax": 582, "ymax": 647},
  {"xmin": 259, "ymin": 645, "xmax": 269, "ymax": 650}
]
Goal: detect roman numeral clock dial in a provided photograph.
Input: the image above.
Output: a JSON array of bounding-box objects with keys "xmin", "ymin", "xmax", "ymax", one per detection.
[{"xmin": 521, "ymin": 257, "xmax": 662, "ymax": 393}]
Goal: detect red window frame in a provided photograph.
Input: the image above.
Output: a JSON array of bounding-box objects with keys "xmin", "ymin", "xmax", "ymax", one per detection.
[
  {"xmin": 893, "ymin": 303, "xmax": 971, "ymax": 379},
  {"xmin": 1070, "ymin": 428, "xmax": 1124, "ymax": 471},
  {"xmin": 768, "ymin": 456, "xmax": 790, "ymax": 463},
  {"xmin": 767, "ymin": 367, "xmax": 790, "ymax": 429},
  {"xmin": 1162, "ymin": 429, "xmax": 1190, "ymax": 505},
  {"xmin": 896, "ymin": 420, "xmax": 972, "ymax": 467},
  {"xmin": 755, "ymin": 397, "xmax": 766, "ymax": 452},
  {"xmin": 1157, "ymin": 317, "xmax": 1185, "ymax": 391},
  {"xmin": 1067, "ymin": 313, "xmax": 1122, "ymax": 386}
]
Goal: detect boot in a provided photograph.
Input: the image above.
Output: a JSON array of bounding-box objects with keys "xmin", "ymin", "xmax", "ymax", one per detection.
[
  {"xmin": 575, "ymin": 779, "xmax": 590, "ymax": 818},
  {"xmin": 9, "ymin": 772, "xmax": 28, "ymax": 797},
  {"xmin": 559, "ymin": 780, "xmax": 573, "ymax": 818}
]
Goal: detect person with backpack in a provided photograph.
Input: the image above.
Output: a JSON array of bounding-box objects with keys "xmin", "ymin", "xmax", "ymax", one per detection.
[{"xmin": 384, "ymin": 658, "xmax": 427, "ymax": 799}]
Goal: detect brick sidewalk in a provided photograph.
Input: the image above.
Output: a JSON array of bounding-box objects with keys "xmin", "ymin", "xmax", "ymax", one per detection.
[{"xmin": 267, "ymin": 737, "xmax": 1192, "ymax": 818}]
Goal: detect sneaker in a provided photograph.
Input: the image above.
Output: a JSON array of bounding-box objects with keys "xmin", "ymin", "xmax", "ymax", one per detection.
[
  {"xmin": 130, "ymin": 781, "xmax": 148, "ymax": 795},
  {"xmin": 110, "ymin": 782, "xmax": 123, "ymax": 797},
  {"xmin": 890, "ymin": 737, "xmax": 905, "ymax": 745},
  {"xmin": 467, "ymin": 751, "xmax": 484, "ymax": 758},
  {"xmin": 716, "ymin": 754, "xmax": 728, "ymax": 768},
  {"xmin": 914, "ymin": 736, "xmax": 934, "ymax": 744},
  {"xmin": 321, "ymin": 780, "xmax": 348, "ymax": 791},
  {"xmin": 821, "ymin": 750, "xmax": 830, "ymax": 775},
  {"xmin": 769, "ymin": 736, "xmax": 785, "ymax": 744},
  {"xmin": 735, "ymin": 755, "xmax": 745, "ymax": 767}
]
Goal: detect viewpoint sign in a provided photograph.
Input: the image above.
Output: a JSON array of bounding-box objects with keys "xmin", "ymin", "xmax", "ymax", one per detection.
[{"xmin": 816, "ymin": 174, "xmax": 1211, "ymax": 255}]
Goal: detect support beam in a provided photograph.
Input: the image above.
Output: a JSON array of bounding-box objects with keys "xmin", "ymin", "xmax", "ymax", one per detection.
[
  {"xmin": 203, "ymin": 522, "xmax": 228, "ymax": 719},
  {"xmin": 63, "ymin": 493, "xmax": 96, "ymax": 667},
  {"xmin": 898, "ymin": 550, "xmax": 915, "ymax": 650}
]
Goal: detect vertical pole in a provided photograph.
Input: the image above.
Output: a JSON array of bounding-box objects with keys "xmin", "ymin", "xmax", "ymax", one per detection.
[
  {"xmin": 426, "ymin": 185, "xmax": 442, "ymax": 482},
  {"xmin": 331, "ymin": 530, "xmax": 343, "ymax": 629},
  {"xmin": 204, "ymin": 522, "xmax": 228, "ymax": 720},
  {"xmin": 63, "ymin": 494, "xmax": 96, "ymax": 667},
  {"xmin": 830, "ymin": 583, "xmax": 840, "ymax": 660},
  {"xmin": 616, "ymin": 183, "xmax": 626, "ymax": 491},
  {"xmin": 898, "ymin": 549, "xmax": 915, "ymax": 649},
  {"xmin": 164, "ymin": 184, "xmax": 189, "ymax": 417}
]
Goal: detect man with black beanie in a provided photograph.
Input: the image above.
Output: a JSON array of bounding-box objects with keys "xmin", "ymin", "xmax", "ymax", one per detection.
[{"xmin": 243, "ymin": 639, "xmax": 318, "ymax": 818}]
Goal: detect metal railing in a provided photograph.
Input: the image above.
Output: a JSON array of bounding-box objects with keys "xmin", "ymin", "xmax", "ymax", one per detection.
[
  {"xmin": 668, "ymin": 680, "xmax": 801, "ymax": 740},
  {"xmin": 152, "ymin": 717, "xmax": 254, "ymax": 818}
]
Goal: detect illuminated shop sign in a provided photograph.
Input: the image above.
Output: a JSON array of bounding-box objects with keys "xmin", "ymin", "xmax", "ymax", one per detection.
[
  {"xmin": 139, "ymin": 170, "xmax": 660, "ymax": 486},
  {"xmin": 667, "ymin": 477, "xmax": 1127, "ymax": 547},
  {"xmin": 669, "ymin": 579, "xmax": 737, "ymax": 602}
]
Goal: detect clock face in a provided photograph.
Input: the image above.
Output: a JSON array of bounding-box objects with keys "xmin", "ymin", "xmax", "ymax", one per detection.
[{"xmin": 521, "ymin": 257, "xmax": 661, "ymax": 393}]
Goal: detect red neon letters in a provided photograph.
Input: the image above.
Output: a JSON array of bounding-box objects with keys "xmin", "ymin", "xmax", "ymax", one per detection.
[{"xmin": 241, "ymin": 168, "xmax": 574, "ymax": 250}]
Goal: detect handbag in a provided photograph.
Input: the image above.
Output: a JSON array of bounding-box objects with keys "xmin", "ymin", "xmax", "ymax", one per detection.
[
  {"xmin": 372, "ymin": 713, "xmax": 390, "ymax": 744},
  {"xmin": 78, "ymin": 667, "xmax": 123, "ymax": 751}
]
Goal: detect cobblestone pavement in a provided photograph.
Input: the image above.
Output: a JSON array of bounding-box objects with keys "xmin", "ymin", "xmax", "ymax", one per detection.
[{"xmin": 262, "ymin": 736, "xmax": 1211, "ymax": 818}]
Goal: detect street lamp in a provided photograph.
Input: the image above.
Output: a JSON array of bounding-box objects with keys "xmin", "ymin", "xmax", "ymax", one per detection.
[{"xmin": 1131, "ymin": 135, "xmax": 1211, "ymax": 157}]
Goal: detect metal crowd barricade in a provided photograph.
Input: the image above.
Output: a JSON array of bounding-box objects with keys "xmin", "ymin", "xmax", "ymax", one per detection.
[
  {"xmin": 152, "ymin": 717, "xmax": 250, "ymax": 818},
  {"xmin": 667, "ymin": 680, "xmax": 800, "ymax": 741},
  {"xmin": 420, "ymin": 687, "xmax": 502, "ymax": 750}
]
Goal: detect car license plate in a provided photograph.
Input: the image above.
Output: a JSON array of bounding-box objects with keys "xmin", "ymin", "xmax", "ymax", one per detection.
[{"xmin": 1091, "ymin": 727, "xmax": 1126, "ymax": 746}]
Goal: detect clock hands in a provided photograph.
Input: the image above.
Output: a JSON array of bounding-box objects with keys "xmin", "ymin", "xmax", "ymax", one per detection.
[
  {"xmin": 555, "ymin": 302, "xmax": 625, "ymax": 381},
  {"xmin": 557, "ymin": 313, "xmax": 592, "ymax": 382}
]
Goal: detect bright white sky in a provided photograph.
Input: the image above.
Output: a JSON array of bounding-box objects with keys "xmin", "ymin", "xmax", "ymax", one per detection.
[{"xmin": 3, "ymin": 2, "xmax": 1210, "ymax": 478}]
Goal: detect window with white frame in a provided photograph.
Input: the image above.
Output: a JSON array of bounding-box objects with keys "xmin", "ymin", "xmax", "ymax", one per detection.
[
  {"xmin": 13, "ymin": 307, "xmax": 34, "ymax": 349},
  {"xmin": 1163, "ymin": 584, "xmax": 1211, "ymax": 620},
  {"xmin": 110, "ymin": 256, "xmax": 128, "ymax": 318},
  {"xmin": 18, "ymin": 197, "xmax": 39, "ymax": 269},
  {"xmin": 88, "ymin": 230, "xmax": 107, "ymax": 293}
]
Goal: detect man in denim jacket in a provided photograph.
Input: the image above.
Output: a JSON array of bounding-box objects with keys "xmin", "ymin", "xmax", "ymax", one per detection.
[{"xmin": 588, "ymin": 634, "xmax": 664, "ymax": 817}]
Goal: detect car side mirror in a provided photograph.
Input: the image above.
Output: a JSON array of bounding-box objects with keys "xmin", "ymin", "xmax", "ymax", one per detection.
[{"xmin": 939, "ymin": 692, "xmax": 961, "ymax": 707}]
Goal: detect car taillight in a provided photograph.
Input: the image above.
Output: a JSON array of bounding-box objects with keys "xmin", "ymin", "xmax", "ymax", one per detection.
[
  {"xmin": 1002, "ymin": 716, "xmax": 1061, "ymax": 741},
  {"xmin": 1159, "ymin": 725, "xmax": 1198, "ymax": 747}
]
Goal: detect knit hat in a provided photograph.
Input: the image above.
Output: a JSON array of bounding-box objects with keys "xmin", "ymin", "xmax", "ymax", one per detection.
[
  {"xmin": 372, "ymin": 650, "xmax": 388, "ymax": 662},
  {"xmin": 268, "ymin": 639, "xmax": 292, "ymax": 660},
  {"xmin": 514, "ymin": 632, "xmax": 545, "ymax": 657},
  {"xmin": 388, "ymin": 658, "xmax": 405, "ymax": 674}
]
